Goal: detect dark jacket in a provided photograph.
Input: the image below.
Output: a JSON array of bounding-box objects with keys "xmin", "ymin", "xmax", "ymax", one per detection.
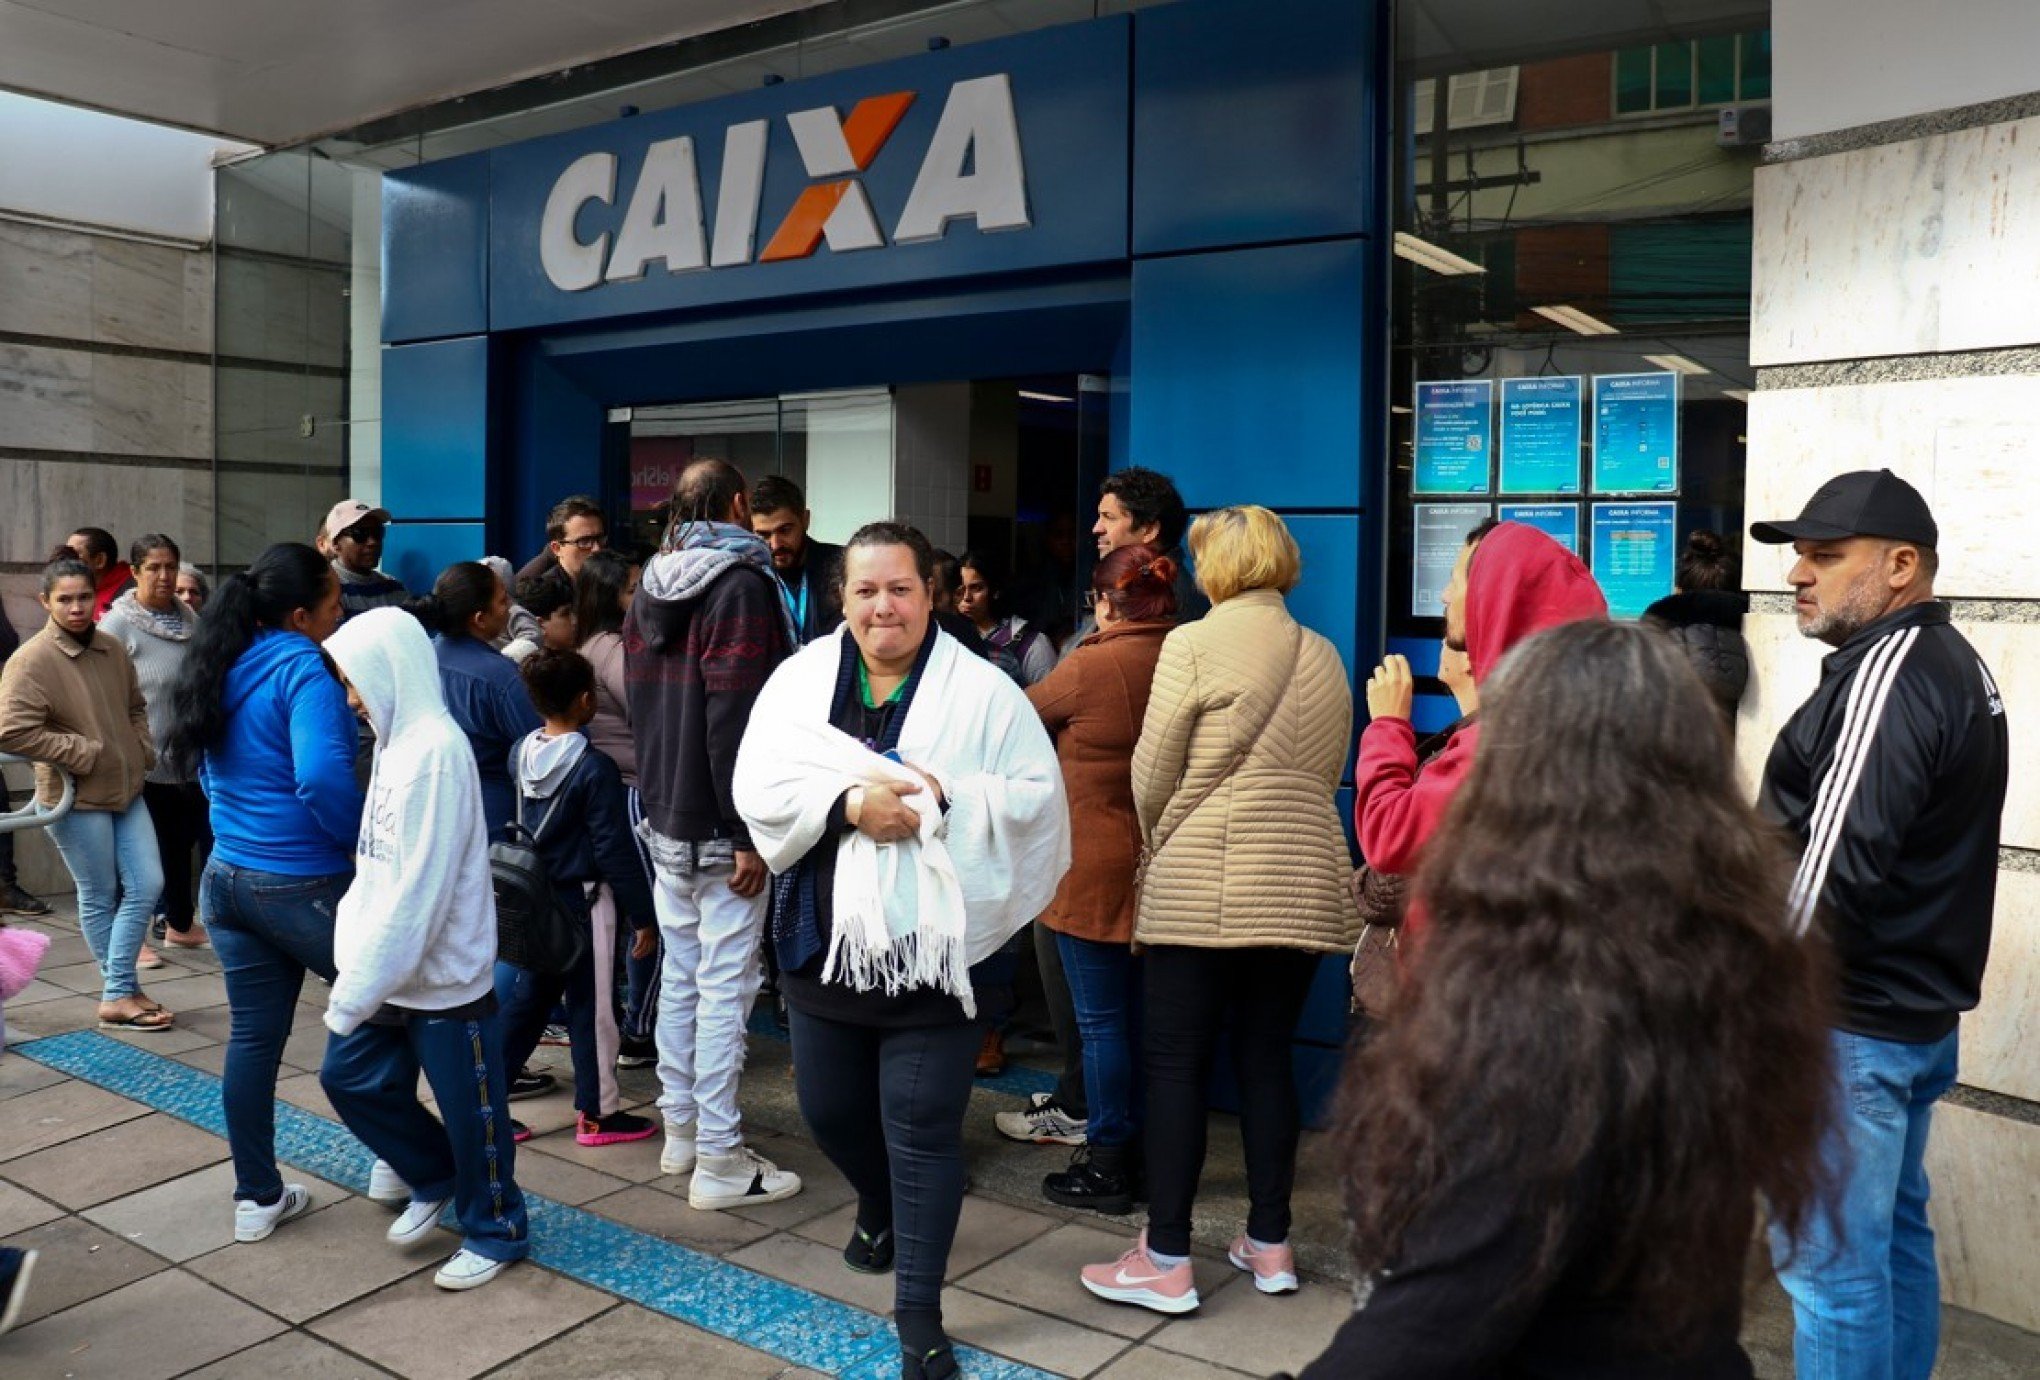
[
  {"xmin": 513, "ymin": 737, "xmax": 655, "ymax": 932},
  {"xmin": 625, "ymin": 541, "xmax": 789, "ymax": 848},
  {"xmin": 434, "ymin": 634, "xmax": 542, "ymax": 840},
  {"xmin": 1643, "ymin": 590, "xmax": 1750, "ymax": 721},
  {"xmin": 775, "ymin": 539, "xmax": 845, "ymax": 643},
  {"xmin": 1759, "ymin": 602, "xmax": 2008, "ymax": 1043}
]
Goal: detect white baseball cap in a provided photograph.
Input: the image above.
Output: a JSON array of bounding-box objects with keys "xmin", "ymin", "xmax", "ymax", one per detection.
[{"xmin": 322, "ymin": 500, "xmax": 392, "ymax": 541}]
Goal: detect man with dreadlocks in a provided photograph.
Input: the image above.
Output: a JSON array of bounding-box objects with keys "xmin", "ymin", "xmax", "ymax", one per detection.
[{"xmin": 623, "ymin": 459, "xmax": 803, "ymax": 1209}]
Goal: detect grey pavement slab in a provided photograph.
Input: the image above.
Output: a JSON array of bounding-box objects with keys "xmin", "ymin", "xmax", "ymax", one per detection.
[
  {"xmin": 0, "ymin": 1047, "xmax": 69, "ymax": 1100},
  {"xmin": 585, "ymin": 1183, "xmax": 776, "ymax": 1253},
  {"xmin": 1091, "ymin": 1349, "xmax": 1257, "ymax": 1380},
  {"xmin": 1, "ymin": 1266, "xmax": 287, "ymax": 1378},
  {"xmin": 0, "ymin": 1078, "xmax": 149, "ymax": 1160},
  {"xmin": 729, "ymin": 1230, "xmax": 899, "ymax": 1315},
  {"xmin": 84, "ymin": 1158, "xmax": 351, "ymax": 1263},
  {"xmin": 0, "ymin": 1109, "xmax": 228, "ymax": 1208},
  {"xmin": 309, "ymin": 1263, "xmax": 614, "ymax": 1380},
  {"xmin": 953, "ymin": 1221, "xmax": 1179, "ymax": 1342},
  {"xmin": 0, "ymin": 1213, "xmax": 169, "ymax": 1327},
  {"xmin": 483, "ymin": 1301, "xmax": 791, "ymax": 1379},
  {"xmin": 792, "ymin": 1191, "xmax": 1058, "ymax": 1284},
  {"xmin": 180, "ymin": 1330, "xmax": 401, "ymax": 1378},
  {"xmin": 0, "ymin": 1177, "xmax": 63, "ymax": 1236},
  {"xmin": 186, "ymin": 1194, "xmax": 443, "ymax": 1323},
  {"xmin": 939, "ymin": 1286, "xmax": 1133, "ymax": 1376},
  {"xmin": 1147, "ymin": 1266, "xmax": 1355, "ymax": 1376},
  {"xmin": 502, "ymin": 1147, "xmax": 635, "ymax": 1209}
]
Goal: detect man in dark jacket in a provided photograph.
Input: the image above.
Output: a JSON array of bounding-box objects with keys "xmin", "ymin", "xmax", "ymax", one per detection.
[
  {"xmin": 625, "ymin": 459, "xmax": 802, "ymax": 1210},
  {"xmin": 1753, "ymin": 469, "xmax": 2008, "ymax": 1380},
  {"xmin": 748, "ymin": 476, "xmax": 843, "ymax": 644}
]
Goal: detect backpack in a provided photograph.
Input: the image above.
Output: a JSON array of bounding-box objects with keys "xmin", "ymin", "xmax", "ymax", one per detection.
[{"xmin": 488, "ymin": 757, "xmax": 589, "ymax": 976}]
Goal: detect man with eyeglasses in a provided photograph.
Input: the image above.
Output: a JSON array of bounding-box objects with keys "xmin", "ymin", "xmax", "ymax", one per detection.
[
  {"xmin": 318, "ymin": 500, "xmax": 407, "ymax": 623},
  {"xmin": 517, "ymin": 495, "xmax": 611, "ymax": 599}
]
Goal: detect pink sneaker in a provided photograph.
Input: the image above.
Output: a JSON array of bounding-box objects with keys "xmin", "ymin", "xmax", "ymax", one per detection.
[
  {"xmin": 1227, "ymin": 1234, "xmax": 1299, "ymax": 1294},
  {"xmin": 1080, "ymin": 1231, "xmax": 1200, "ymax": 1314}
]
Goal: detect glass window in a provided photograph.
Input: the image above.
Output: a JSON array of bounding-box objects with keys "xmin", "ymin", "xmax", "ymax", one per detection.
[
  {"xmin": 1614, "ymin": 46, "xmax": 1654, "ymax": 115},
  {"xmin": 1740, "ymin": 31, "xmax": 1773, "ymax": 100},
  {"xmin": 1652, "ymin": 42, "xmax": 1694, "ymax": 108},
  {"xmin": 1697, "ymin": 35, "xmax": 1739, "ymax": 105}
]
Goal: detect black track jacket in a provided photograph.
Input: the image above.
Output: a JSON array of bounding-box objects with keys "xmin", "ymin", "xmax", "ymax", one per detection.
[{"xmin": 1760, "ymin": 602, "xmax": 2008, "ymax": 1044}]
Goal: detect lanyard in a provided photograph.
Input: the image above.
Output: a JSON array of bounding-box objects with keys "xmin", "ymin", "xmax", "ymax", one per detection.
[{"xmin": 777, "ymin": 569, "xmax": 809, "ymax": 635}]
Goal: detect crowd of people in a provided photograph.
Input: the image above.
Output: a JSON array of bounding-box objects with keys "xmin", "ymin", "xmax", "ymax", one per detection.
[{"xmin": 0, "ymin": 464, "xmax": 2008, "ymax": 1380}]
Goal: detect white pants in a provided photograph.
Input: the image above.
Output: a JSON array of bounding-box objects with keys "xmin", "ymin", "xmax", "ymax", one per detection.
[{"xmin": 650, "ymin": 856, "xmax": 766, "ymax": 1154}]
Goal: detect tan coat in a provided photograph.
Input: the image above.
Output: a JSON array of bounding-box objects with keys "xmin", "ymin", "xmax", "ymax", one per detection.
[
  {"xmin": 1132, "ymin": 589, "xmax": 1359, "ymax": 952},
  {"xmin": 0, "ymin": 623, "xmax": 154, "ymax": 811}
]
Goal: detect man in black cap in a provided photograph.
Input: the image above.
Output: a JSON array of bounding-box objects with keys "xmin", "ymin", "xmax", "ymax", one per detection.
[{"xmin": 1752, "ymin": 468, "xmax": 2008, "ymax": 1380}]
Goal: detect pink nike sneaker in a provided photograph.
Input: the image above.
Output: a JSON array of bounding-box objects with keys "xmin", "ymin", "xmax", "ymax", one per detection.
[
  {"xmin": 1080, "ymin": 1230, "xmax": 1200, "ymax": 1314},
  {"xmin": 1227, "ymin": 1234, "xmax": 1299, "ymax": 1294}
]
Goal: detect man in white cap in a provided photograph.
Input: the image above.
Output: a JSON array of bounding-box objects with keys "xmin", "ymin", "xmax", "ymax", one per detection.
[{"xmin": 318, "ymin": 500, "xmax": 407, "ymax": 623}]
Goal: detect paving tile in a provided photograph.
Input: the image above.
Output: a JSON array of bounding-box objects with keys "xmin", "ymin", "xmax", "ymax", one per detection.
[
  {"xmin": 0, "ymin": 1078, "xmax": 149, "ymax": 1161},
  {"xmin": 500, "ymin": 1084, "xmax": 581, "ymax": 1138},
  {"xmin": 728, "ymin": 1230, "xmax": 898, "ymax": 1314},
  {"xmin": 1146, "ymin": 1267, "xmax": 1353, "ymax": 1375},
  {"xmin": 179, "ymin": 1330, "xmax": 400, "ymax": 1378},
  {"xmin": 93, "ymin": 1019, "xmax": 219, "ymax": 1055},
  {"xmin": 167, "ymin": 1003, "xmax": 235, "ymax": 1044},
  {"xmin": 940, "ymin": 1286, "xmax": 1132, "ymax": 1376},
  {"xmin": 0, "ymin": 1213, "xmax": 170, "ymax": 1327},
  {"xmin": 719, "ymin": 1132, "xmax": 859, "ymax": 1230},
  {"xmin": 588, "ymin": 1184, "xmax": 775, "ymax": 1253},
  {"xmin": 954, "ymin": 1222, "xmax": 1179, "ymax": 1341},
  {"xmin": 37, "ymin": 959, "xmax": 106, "ymax": 993},
  {"xmin": 0, "ymin": 1177, "xmax": 63, "ymax": 1236},
  {"xmin": 4, "ymin": 977, "xmax": 72, "ymax": 1005},
  {"xmin": 186, "ymin": 1194, "xmax": 439, "ymax": 1322},
  {"xmin": 136, "ymin": 969, "xmax": 233, "ymax": 1012},
  {"xmin": 1, "ymin": 992, "xmax": 102, "ymax": 1040},
  {"xmin": 794, "ymin": 1193, "xmax": 1058, "ymax": 1282},
  {"xmin": 499, "ymin": 1146, "xmax": 632, "ymax": 1208},
  {"xmin": 1092, "ymin": 1346, "xmax": 1257, "ymax": 1380},
  {"xmin": 521, "ymin": 1123, "xmax": 668, "ymax": 1183},
  {"xmin": 0, "ymin": 1110, "xmax": 228, "ymax": 1207},
  {"xmin": 281, "ymin": 1020, "xmax": 336, "ymax": 1072},
  {"xmin": 0, "ymin": 1048, "xmax": 70, "ymax": 1099},
  {"xmin": 486, "ymin": 1301, "xmax": 789, "ymax": 1379},
  {"xmin": 277, "ymin": 1069, "xmax": 343, "ymax": 1121},
  {"xmin": 172, "ymin": 1042, "xmax": 231, "ymax": 1075},
  {"xmin": 28, "ymin": 933, "xmax": 95, "ymax": 968},
  {"xmin": 2, "ymin": 1266, "xmax": 286, "ymax": 1377},
  {"xmin": 85, "ymin": 1159, "xmax": 351, "ymax": 1263},
  {"xmin": 310, "ymin": 1261, "xmax": 613, "ymax": 1380}
]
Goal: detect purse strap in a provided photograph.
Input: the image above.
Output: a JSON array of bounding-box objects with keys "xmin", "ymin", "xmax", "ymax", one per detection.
[{"xmin": 1149, "ymin": 620, "xmax": 1304, "ymax": 860}]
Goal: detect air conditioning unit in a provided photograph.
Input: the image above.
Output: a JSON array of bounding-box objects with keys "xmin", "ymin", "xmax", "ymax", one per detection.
[{"xmin": 1717, "ymin": 103, "xmax": 1772, "ymax": 147}]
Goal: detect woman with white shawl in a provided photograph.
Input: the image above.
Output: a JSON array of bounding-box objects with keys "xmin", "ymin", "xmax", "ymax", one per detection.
[{"xmin": 735, "ymin": 522, "xmax": 1068, "ymax": 1380}]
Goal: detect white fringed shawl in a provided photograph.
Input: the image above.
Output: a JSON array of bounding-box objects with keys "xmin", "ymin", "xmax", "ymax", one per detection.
[{"xmin": 733, "ymin": 627, "xmax": 1070, "ymax": 1017}]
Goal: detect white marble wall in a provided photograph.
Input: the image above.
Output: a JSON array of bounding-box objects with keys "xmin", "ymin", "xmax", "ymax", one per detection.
[
  {"xmin": 0, "ymin": 220, "xmax": 209, "ymax": 353},
  {"xmin": 892, "ymin": 382, "xmax": 972, "ymax": 553},
  {"xmin": 1926, "ymin": 1102, "xmax": 2040, "ymax": 1333}
]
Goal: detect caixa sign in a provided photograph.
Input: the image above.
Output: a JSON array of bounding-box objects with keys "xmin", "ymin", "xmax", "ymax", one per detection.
[{"xmin": 542, "ymin": 75, "xmax": 1029, "ymax": 291}]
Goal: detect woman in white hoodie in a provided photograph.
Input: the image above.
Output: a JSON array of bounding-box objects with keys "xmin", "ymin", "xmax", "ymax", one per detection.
[{"xmin": 317, "ymin": 607, "xmax": 529, "ymax": 1292}]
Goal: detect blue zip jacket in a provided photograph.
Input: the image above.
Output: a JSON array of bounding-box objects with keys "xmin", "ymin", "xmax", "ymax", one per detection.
[
  {"xmin": 435, "ymin": 633, "xmax": 542, "ymax": 840},
  {"xmin": 202, "ymin": 629, "xmax": 362, "ymax": 876}
]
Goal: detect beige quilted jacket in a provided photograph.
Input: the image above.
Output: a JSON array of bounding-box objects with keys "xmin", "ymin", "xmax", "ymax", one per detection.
[{"xmin": 1131, "ymin": 588, "xmax": 1360, "ymax": 952}]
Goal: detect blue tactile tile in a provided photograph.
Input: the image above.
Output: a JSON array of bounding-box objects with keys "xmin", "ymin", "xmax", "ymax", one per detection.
[
  {"xmin": 747, "ymin": 1008, "xmax": 1058, "ymax": 1101},
  {"xmin": 15, "ymin": 1031, "xmax": 1061, "ymax": 1380}
]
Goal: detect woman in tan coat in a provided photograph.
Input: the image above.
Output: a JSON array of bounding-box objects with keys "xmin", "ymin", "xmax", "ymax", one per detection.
[
  {"xmin": 1081, "ymin": 505, "xmax": 1359, "ymax": 1316},
  {"xmin": 0, "ymin": 557, "xmax": 165, "ymax": 1029},
  {"xmin": 1026, "ymin": 543, "xmax": 1178, "ymax": 1216}
]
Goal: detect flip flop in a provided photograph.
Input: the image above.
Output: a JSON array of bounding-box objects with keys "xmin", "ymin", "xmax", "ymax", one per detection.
[{"xmin": 99, "ymin": 1007, "xmax": 175, "ymax": 1032}]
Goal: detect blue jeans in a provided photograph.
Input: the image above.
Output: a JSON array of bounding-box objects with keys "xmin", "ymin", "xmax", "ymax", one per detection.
[
  {"xmin": 1771, "ymin": 1027, "xmax": 1960, "ymax": 1380},
  {"xmin": 202, "ymin": 861, "xmax": 351, "ymax": 1203},
  {"xmin": 620, "ymin": 787, "xmax": 660, "ymax": 1042},
  {"xmin": 496, "ymin": 953, "xmax": 600, "ymax": 1117},
  {"xmin": 47, "ymin": 797, "xmax": 164, "ymax": 1003},
  {"xmin": 1055, "ymin": 932, "xmax": 1142, "ymax": 1148},
  {"xmin": 321, "ymin": 1010, "xmax": 529, "ymax": 1262}
]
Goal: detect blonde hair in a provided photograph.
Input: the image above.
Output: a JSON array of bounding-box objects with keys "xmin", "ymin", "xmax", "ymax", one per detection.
[{"xmin": 1187, "ymin": 505, "xmax": 1302, "ymax": 603}]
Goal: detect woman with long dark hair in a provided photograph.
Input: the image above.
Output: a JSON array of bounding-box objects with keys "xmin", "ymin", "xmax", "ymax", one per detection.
[
  {"xmin": 956, "ymin": 550, "xmax": 1054, "ymax": 687},
  {"xmin": 407, "ymin": 562, "xmax": 540, "ymax": 840},
  {"xmin": 159, "ymin": 543, "xmax": 361, "ymax": 1244},
  {"xmin": 1291, "ymin": 620, "xmax": 1833, "ymax": 1378}
]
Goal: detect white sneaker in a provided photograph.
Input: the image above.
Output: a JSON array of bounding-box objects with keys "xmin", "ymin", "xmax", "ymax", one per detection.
[
  {"xmin": 689, "ymin": 1145, "xmax": 802, "ymax": 1212},
  {"xmin": 660, "ymin": 1118, "xmax": 698, "ymax": 1176},
  {"xmin": 994, "ymin": 1093, "xmax": 1088, "ymax": 1146},
  {"xmin": 387, "ymin": 1197, "xmax": 451, "ymax": 1246},
  {"xmin": 433, "ymin": 1248, "xmax": 509, "ymax": 1291},
  {"xmin": 367, "ymin": 1159, "xmax": 409, "ymax": 1206},
  {"xmin": 234, "ymin": 1185, "xmax": 312, "ymax": 1242}
]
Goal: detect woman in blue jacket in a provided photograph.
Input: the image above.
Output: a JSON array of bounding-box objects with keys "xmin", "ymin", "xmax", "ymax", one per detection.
[
  {"xmin": 161, "ymin": 543, "xmax": 362, "ymax": 1246},
  {"xmin": 405, "ymin": 563, "xmax": 541, "ymax": 841}
]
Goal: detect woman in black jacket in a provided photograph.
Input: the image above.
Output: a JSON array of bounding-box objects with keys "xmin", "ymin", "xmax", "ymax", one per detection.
[
  {"xmin": 1643, "ymin": 530, "xmax": 1750, "ymax": 723},
  {"xmin": 1292, "ymin": 621, "xmax": 1833, "ymax": 1380}
]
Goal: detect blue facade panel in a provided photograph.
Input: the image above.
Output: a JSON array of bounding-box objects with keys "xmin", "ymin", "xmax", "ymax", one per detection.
[
  {"xmin": 382, "ymin": 153, "xmax": 491, "ymax": 343},
  {"xmin": 381, "ymin": 337, "xmax": 491, "ymax": 521},
  {"xmin": 1130, "ymin": 240, "xmax": 1368, "ymax": 512},
  {"xmin": 384, "ymin": 522, "xmax": 486, "ymax": 596},
  {"xmin": 1280, "ymin": 512, "xmax": 1363, "ymax": 691},
  {"xmin": 1132, "ymin": 0, "xmax": 1377, "ymax": 256}
]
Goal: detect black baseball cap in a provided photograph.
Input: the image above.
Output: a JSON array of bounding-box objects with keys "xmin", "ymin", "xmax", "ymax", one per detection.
[{"xmin": 1750, "ymin": 469, "xmax": 1938, "ymax": 549}]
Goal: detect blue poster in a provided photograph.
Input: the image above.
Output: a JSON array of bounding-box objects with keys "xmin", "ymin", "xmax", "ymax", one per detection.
[
  {"xmin": 1414, "ymin": 380, "xmax": 1493, "ymax": 494},
  {"xmin": 1413, "ymin": 502, "xmax": 1493, "ymax": 617},
  {"xmin": 1499, "ymin": 502, "xmax": 1581, "ymax": 556},
  {"xmin": 1591, "ymin": 372, "xmax": 1680, "ymax": 494},
  {"xmin": 1590, "ymin": 502, "xmax": 1678, "ymax": 620},
  {"xmin": 1498, "ymin": 377, "xmax": 1582, "ymax": 494}
]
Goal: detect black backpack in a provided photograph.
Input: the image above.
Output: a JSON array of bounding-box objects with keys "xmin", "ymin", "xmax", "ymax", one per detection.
[{"xmin": 488, "ymin": 759, "xmax": 589, "ymax": 976}]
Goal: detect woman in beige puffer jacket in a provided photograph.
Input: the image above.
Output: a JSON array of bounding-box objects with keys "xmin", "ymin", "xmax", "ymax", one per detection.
[{"xmin": 1081, "ymin": 504, "xmax": 1359, "ymax": 1315}]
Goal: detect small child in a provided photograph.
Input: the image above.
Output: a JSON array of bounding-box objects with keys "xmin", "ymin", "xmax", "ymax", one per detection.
[
  {"xmin": 505, "ymin": 576, "xmax": 576, "ymax": 664},
  {"xmin": 318, "ymin": 607, "xmax": 529, "ymax": 1292},
  {"xmin": 496, "ymin": 648, "xmax": 658, "ymax": 1147}
]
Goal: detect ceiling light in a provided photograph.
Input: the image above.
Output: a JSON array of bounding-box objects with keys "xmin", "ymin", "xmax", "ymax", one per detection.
[
  {"xmin": 1722, "ymin": 388, "xmax": 1751, "ymax": 402},
  {"xmin": 1393, "ymin": 232, "xmax": 1486, "ymax": 276},
  {"xmin": 1531, "ymin": 304, "xmax": 1620, "ymax": 336},
  {"xmin": 1017, "ymin": 390, "xmax": 1072, "ymax": 404},
  {"xmin": 1391, "ymin": 404, "xmax": 1413, "ymax": 415},
  {"xmin": 1640, "ymin": 353, "xmax": 1711, "ymax": 376}
]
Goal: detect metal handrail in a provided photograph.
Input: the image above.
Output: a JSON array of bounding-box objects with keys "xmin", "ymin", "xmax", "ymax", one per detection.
[{"xmin": 0, "ymin": 751, "xmax": 76, "ymax": 834}]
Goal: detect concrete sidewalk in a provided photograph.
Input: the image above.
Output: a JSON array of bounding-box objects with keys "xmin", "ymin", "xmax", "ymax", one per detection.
[{"xmin": 3, "ymin": 906, "xmax": 2036, "ymax": 1379}]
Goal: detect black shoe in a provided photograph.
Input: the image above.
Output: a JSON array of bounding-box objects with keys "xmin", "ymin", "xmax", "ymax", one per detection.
[
  {"xmin": 902, "ymin": 1345, "xmax": 959, "ymax": 1380},
  {"xmin": 507, "ymin": 1069, "xmax": 556, "ymax": 1101},
  {"xmin": 615, "ymin": 1036, "xmax": 657, "ymax": 1070},
  {"xmin": 0, "ymin": 883, "xmax": 51, "ymax": 918},
  {"xmin": 1042, "ymin": 1145, "xmax": 1134, "ymax": 1216},
  {"xmin": 844, "ymin": 1223, "xmax": 895, "ymax": 1275}
]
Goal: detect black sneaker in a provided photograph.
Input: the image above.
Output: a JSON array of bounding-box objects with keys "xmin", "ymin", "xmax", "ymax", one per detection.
[
  {"xmin": 615, "ymin": 1036, "xmax": 657, "ymax": 1070},
  {"xmin": 507, "ymin": 1069, "xmax": 556, "ymax": 1101},
  {"xmin": 0, "ymin": 883, "xmax": 51, "ymax": 918},
  {"xmin": 1042, "ymin": 1145, "xmax": 1135, "ymax": 1216},
  {"xmin": 0, "ymin": 1246, "xmax": 38, "ymax": 1337}
]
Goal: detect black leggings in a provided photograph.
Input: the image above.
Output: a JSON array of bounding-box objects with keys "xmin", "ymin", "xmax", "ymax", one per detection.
[
  {"xmin": 143, "ymin": 781, "xmax": 212, "ymax": 932},
  {"xmin": 1141, "ymin": 944, "xmax": 1320, "ymax": 1257},
  {"xmin": 789, "ymin": 1007, "xmax": 979, "ymax": 1317}
]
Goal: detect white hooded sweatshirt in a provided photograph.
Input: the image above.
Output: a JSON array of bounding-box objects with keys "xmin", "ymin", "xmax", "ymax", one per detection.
[{"xmin": 322, "ymin": 607, "xmax": 498, "ymax": 1036}]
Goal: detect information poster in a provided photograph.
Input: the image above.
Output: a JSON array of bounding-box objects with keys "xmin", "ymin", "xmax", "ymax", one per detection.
[
  {"xmin": 1498, "ymin": 376, "xmax": 1582, "ymax": 494},
  {"xmin": 1413, "ymin": 380, "xmax": 1494, "ymax": 494},
  {"xmin": 1590, "ymin": 502, "xmax": 1678, "ymax": 620},
  {"xmin": 1498, "ymin": 502, "xmax": 1581, "ymax": 555},
  {"xmin": 1413, "ymin": 503, "xmax": 1494, "ymax": 616},
  {"xmin": 1591, "ymin": 371, "xmax": 1680, "ymax": 493}
]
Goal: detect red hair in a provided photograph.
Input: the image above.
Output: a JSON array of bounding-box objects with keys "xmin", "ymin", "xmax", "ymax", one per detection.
[{"xmin": 1094, "ymin": 542, "xmax": 1178, "ymax": 624}]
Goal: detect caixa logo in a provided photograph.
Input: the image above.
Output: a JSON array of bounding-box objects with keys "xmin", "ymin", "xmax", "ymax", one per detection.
[{"xmin": 540, "ymin": 73, "xmax": 1029, "ymax": 293}]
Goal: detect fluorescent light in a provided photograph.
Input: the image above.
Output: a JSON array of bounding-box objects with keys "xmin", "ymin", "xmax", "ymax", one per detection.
[
  {"xmin": 1722, "ymin": 388, "xmax": 1751, "ymax": 402},
  {"xmin": 1531, "ymin": 304, "xmax": 1620, "ymax": 336},
  {"xmin": 1641, "ymin": 353, "xmax": 1711, "ymax": 376},
  {"xmin": 1391, "ymin": 405, "xmax": 1413, "ymax": 415},
  {"xmin": 1017, "ymin": 390, "xmax": 1072, "ymax": 404},
  {"xmin": 1393, "ymin": 232, "xmax": 1486, "ymax": 276}
]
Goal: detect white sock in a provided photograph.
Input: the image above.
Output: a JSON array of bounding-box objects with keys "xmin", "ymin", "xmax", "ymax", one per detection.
[
  {"xmin": 1146, "ymin": 1245, "xmax": 1189, "ymax": 1270},
  {"xmin": 1248, "ymin": 1235, "xmax": 1282, "ymax": 1253}
]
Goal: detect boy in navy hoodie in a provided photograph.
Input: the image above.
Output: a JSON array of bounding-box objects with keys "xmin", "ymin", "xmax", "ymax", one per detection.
[{"xmin": 496, "ymin": 649, "xmax": 659, "ymax": 1147}]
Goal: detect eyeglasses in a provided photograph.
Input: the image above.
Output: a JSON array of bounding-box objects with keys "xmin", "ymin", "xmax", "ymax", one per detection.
[{"xmin": 562, "ymin": 533, "xmax": 608, "ymax": 552}]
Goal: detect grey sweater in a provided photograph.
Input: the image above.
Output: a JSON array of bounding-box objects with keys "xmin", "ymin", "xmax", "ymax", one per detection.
[{"xmin": 103, "ymin": 591, "xmax": 199, "ymax": 785}]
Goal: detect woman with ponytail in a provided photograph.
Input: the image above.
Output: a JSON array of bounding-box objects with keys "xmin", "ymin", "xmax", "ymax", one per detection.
[
  {"xmin": 160, "ymin": 542, "xmax": 361, "ymax": 1244},
  {"xmin": 406, "ymin": 562, "xmax": 540, "ymax": 840}
]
